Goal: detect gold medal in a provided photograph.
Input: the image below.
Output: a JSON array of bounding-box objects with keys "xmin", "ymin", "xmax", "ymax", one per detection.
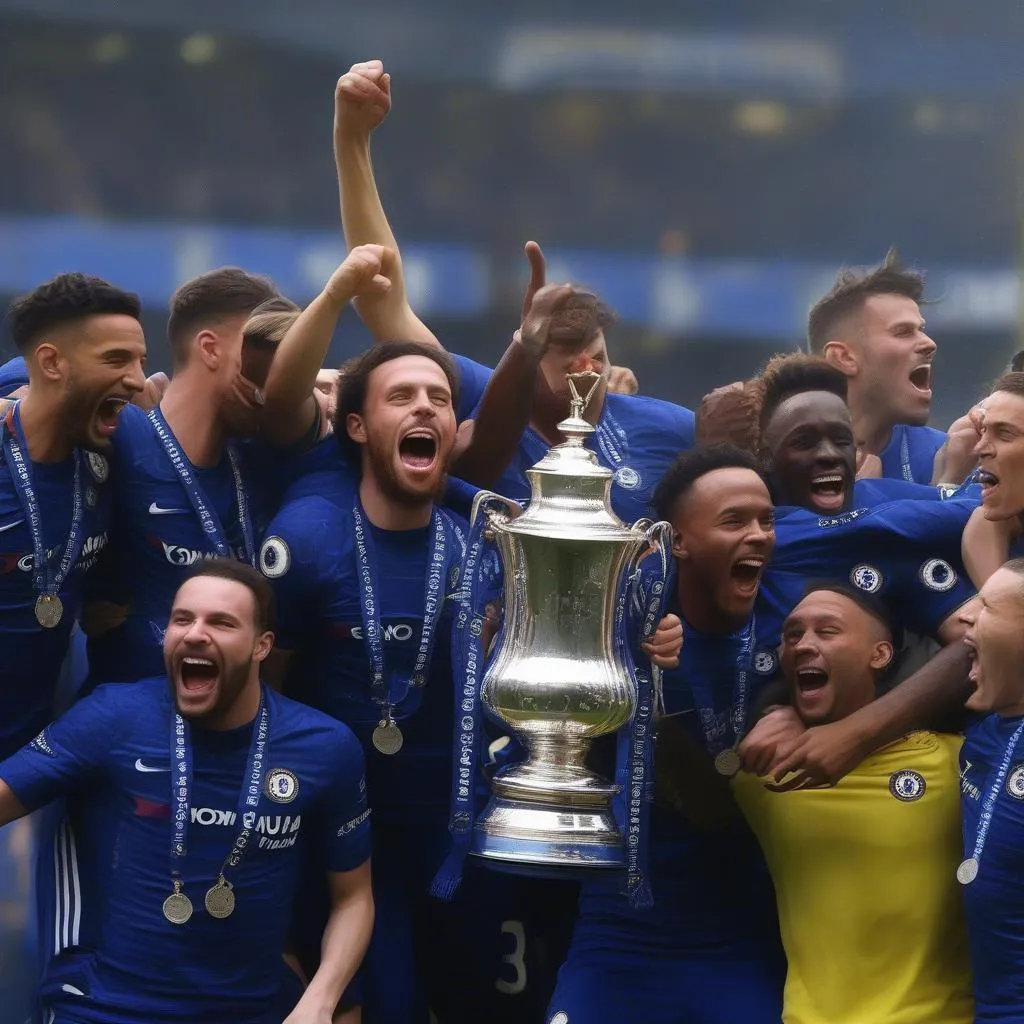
[
  {"xmin": 35, "ymin": 594, "xmax": 63, "ymax": 629},
  {"xmin": 372, "ymin": 720, "xmax": 403, "ymax": 756},
  {"xmin": 162, "ymin": 888, "xmax": 194, "ymax": 925},
  {"xmin": 204, "ymin": 878, "xmax": 236, "ymax": 919},
  {"xmin": 714, "ymin": 748, "xmax": 741, "ymax": 777},
  {"xmin": 957, "ymin": 857, "xmax": 979, "ymax": 886}
]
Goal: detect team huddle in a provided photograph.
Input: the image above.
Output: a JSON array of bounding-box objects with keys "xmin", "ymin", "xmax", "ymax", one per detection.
[{"xmin": 2, "ymin": 58, "xmax": 1024, "ymax": 1024}]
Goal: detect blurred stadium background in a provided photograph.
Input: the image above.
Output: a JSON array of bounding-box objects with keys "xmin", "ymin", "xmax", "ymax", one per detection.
[{"xmin": 1, "ymin": 0, "xmax": 1023, "ymax": 1014}]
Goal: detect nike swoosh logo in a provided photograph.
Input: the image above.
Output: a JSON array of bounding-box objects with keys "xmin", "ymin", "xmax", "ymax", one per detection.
[
  {"xmin": 149, "ymin": 503, "xmax": 187, "ymax": 516},
  {"xmin": 0, "ymin": 519, "xmax": 24, "ymax": 534},
  {"xmin": 134, "ymin": 759, "xmax": 168, "ymax": 773}
]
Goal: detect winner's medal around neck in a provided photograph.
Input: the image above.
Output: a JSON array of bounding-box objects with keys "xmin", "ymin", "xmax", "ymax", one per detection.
[
  {"xmin": 163, "ymin": 882, "xmax": 194, "ymax": 925},
  {"xmin": 372, "ymin": 717, "xmax": 404, "ymax": 756},
  {"xmin": 714, "ymin": 747, "xmax": 741, "ymax": 778},
  {"xmin": 35, "ymin": 594, "xmax": 64, "ymax": 629},
  {"xmin": 204, "ymin": 877, "xmax": 236, "ymax": 919}
]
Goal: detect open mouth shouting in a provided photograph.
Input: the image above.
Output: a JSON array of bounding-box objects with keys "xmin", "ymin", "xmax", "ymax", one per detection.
[
  {"xmin": 809, "ymin": 471, "xmax": 847, "ymax": 512},
  {"xmin": 398, "ymin": 428, "xmax": 439, "ymax": 476},
  {"xmin": 794, "ymin": 664, "xmax": 830, "ymax": 712},
  {"xmin": 977, "ymin": 469, "xmax": 1000, "ymax": 506},
  {"xmin": 175, "ymin": 653, "xmax": 221, "ymax": 709},
  {"xmin": 729, "ymin": 554, "xmax": 766, "ymax": 599},
  {"xmin": 95, "ymin": 395, "xmax": 131, "ymax": 438},
  {"xmin": 909, "ymin": 363, "xmax": 932, "ymax": 397}
]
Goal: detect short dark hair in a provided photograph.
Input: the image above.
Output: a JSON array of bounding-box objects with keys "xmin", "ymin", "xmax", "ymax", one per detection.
[
  {"xmin": 652, "ymin": 443, "xmax": 762, "ymax": 523},
  {"xmin": 759, "ymin": 353, "xmax": 848, "ymax": 435},
  {"xmin": 1009, "ymin": 351, "xmax": 1024, "ymax": 374},
  {"xmin": 6, "ymin": 273, "xmax": 141, "ymax": 352},
  {"xmin": 167, "ymin": 268, "xmax": 278, "ymax": 365},
  {"xmin": 332, "ymin": 342, "xmax": 460, "ymax": 467},
  {"xmin": 545, "ymin": 291, "xmax": 617, "ymax": 350},
  {"xmin": 797, "ymin": 580, "xmax": 893, "ymax": 639},
  {"xmin": 992, "ymin": 371, "xmax": 1024, "ymax": 400},
  {"xmin": 807, "ymin": 249, "xmax": 925, "ymax": 354},
  {"xmin": 180, "ymin": 558, "xmax": 276, "ymax": 633}
]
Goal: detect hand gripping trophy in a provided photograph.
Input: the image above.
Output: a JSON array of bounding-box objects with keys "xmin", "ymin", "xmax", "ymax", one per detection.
[{"xmin": 466, "ymin": 371, "xmax": 672, "ymax": 873}]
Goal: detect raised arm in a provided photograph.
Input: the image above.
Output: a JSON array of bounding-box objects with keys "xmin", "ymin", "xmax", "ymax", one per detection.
[
  {"xmin": 259, "ymin": 244, "xmax": 393, "ymax": 445},
  {"xmin": 334, "ymin": 60, "xmax": 439, "ymax": 348}
]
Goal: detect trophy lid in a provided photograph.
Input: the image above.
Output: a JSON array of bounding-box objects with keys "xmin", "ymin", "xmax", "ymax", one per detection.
[{"xmin": 511, "ymin": 371, "xmax": 640, "ymax": 539}]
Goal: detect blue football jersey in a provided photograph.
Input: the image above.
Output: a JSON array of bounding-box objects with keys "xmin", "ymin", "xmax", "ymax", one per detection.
[
  {"xmin": 482, "ymin": 392, "xmax": 695, "ymax": 525},
  {"xmin": 960, "ymin": 713, "xmax": 1024, "ymax": 1020},
  {"xmin": 0, "ymin": 678, "xmax": 370, "ymax": 1024},
  {"xmin": 452, "ymin": 354, "xmax": 493, "ymax": 422},
  {"xmin": 0, "ymin": 413, "xmax": 112, "ymax": 756},
  {"xmin": 0, "ymin": 356, "xmax": 28, "ymax": 397},
  {"xmin": 259, "ymin": 470, "xmax": 467, "ymax": 827},
  {"xmin": 85, "ymin": 405, "xmax": 272, "ymax": 684},
  {"xmin": 880, "ymin": 424, "xmax": 946, "ymax": 485},
  {"xmin": 758, "ymin": 497, "xmax": 978, "ymax": 653},
  {"xmin": 551, "ymin": 618, "xmax": 785, "ymax": 1023}
]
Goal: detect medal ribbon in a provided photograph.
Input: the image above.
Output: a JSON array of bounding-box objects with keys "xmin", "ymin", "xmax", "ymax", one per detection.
[
  {"xmin": 169, "ymin": 687, "xmax": 270, "ymax": 892},
  {"xmin": 351, "ymin": 498, "xmax": 452, "ymax": 725},
  {"xmin": 614, "ymin": 520, "xmax": 672, "ymax": 909},
  {"xmin": 2, "ymin": 404, "xmax": 85, "ymax": 608},
  {"xmin": 964, "ymin": 718, "xmax": 1024, "ymax": 881},
  {"xmin": 431, "ymin": 492, "xmax": 517, "ymax": 900},
  {"xmin": 687, "ymin": 619, "xmax": 756, "ymax": 758},
  {"xmin": 147, "ymin": 408, "xmax": 255, "ymax": 565},
  {"xmin": 899, "ymin": 428, "xmax": 914, "ymax": 483}
]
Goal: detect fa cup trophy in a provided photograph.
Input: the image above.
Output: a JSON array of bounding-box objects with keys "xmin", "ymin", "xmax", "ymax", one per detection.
[{"xmin": 470, "ymin": 371, "xmax": 669, "ymax": 871}]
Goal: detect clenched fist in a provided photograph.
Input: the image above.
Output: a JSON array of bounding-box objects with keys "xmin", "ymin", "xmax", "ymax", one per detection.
[
  {"xmin": 335, "ymin": 60, "xmax": 392, "ymax": 138},
  {"xmin": 323, "ymin": 244, "xmax": 393, "ymax": 306}
]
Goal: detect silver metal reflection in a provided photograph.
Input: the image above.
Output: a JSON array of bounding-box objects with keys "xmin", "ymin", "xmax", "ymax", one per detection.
[{"xmin": 470, "ymin": 371, "xmax": 665, "ymax": 871}]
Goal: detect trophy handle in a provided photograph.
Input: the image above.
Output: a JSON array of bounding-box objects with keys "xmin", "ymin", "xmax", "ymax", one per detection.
[{"xmin": 470, "ymin": 490, "xmax": 524, "ymax": 530}]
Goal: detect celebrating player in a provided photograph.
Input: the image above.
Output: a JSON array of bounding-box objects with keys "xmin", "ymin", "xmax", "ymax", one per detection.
[
  {"xmin": 0, "ymin": 560, "xmax": 373, "ymax": 1024},
  {"xmin": 547, "ymin": 445, "xmax": 786, "ymax": 1024},
  {"xmin": 332, "ymin": 59, "xmax": 695, "ymax": 524},
  {"xmin": 734, "ymin": 584, "xmax": 973, "ymax": 1024},
  {"xmin": 0, "ymin": 273, "xmax": 146, "ymax": 757},
  {"xmin": 808, "ymin": 249, "xmax": 946, "ymax": 484}
]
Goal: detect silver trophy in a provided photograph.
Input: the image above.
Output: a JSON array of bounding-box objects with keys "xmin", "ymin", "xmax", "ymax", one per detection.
[{"xmin": 470, "ymin": 372, "xmax": 668, "ymax": 871}]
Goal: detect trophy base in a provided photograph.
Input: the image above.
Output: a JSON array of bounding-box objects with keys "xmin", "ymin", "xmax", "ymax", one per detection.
[{"xmin": 470, "ymin": 762, "xmax": 624, "ymax": 872}]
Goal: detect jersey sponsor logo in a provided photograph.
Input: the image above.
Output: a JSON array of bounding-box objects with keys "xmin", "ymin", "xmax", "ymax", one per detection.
[
  {"xmin": 817, "ymin": 508, "xmax": 868, "ymax": 528},
  {"xmin": 190, "ymin": 806, "xmax": 303, "ymax": 848},
  {"xmin": 919, "ymin": 558, "xmax": 957, "ymax": 592},
  {"xmin": 85, "ymin": 451, "xmax": 109, "ymax": 483},
  {"xmin": 753, "ymin": 649, "xmax": 777, "ymax": 675},
  {"xmin": 77, "ymin": 531, "xmax": 109, "ymax": 572},
  {"xmin": 338, "ymin": 621, "xmax": 417, "ymax": 642},
  {"xmin": 134, "ymin": 758, "xmax": 168, "ymax": 773},
  {"xmin": 259, "ymin": 536, "xmax": 291, "ymax": 579},
  {"xmin": 29, "ymin": 729, "xmax": 56, "ymax": 758},
  {"xmin": 154, "ymin": 539, "xmax": 233, "ymax": 566},
  {"xmin": 889, "ymin": 769, "xmax": 926, "ymax": 802},
  {"xmin": 337, "ymin": 807, "xmax": 371, "ymax": 837},
  {"xmin": 1007, "ymin": 763, "xmax": 1024, "ymax": 800},
  {"xmin": 265, "ymin": 768, "xmax": 299, "ymax": 804},
  {"xmin": 613, "ymin": 466, "xmax": 641, "ymax": 490},
  {"xmin": 148, "ymin": 502, "xmax": 188, "ymax": 516},
  {"xmin": 850, "ymin": 564, "xmax": 883, "ymax": 593}
]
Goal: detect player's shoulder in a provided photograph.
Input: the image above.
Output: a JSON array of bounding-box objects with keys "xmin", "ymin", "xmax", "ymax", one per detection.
[
  {"xmin": 266, "ymin": 689, "xmax": 365, "ymax": 774},
  {"xmin": 261, "ymin": 486, "xmax": 352, "ymax": 571},
  {"xmin": 909, "ymin": 424, "xmax": 948, "ymax": 446},
  {"xmin": 607, "ymin": 392, "xmax": 695, "ymax": 437}
]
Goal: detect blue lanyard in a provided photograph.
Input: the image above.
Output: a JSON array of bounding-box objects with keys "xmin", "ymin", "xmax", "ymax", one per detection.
[
  {"xmin": 147, "ymin": 408, "xmax": 255, "ymax": 565},
  {"xmin": 961, "ymin": 719, "xmax": 1024, "ymax": 885},
  {"xmin": 351, "ymin": 498, "xmax": 451, "ymax": 719},
  {"xmin": 688, "ymin": 619, "xmax": 755, "ymax": 755},
  {"xmin": 2, "ymin": 404, "xmax": 84, "ymax": 603},
  {"xmin": 169, "ymin": 689, "xmax": 270, "ymax": 885}
]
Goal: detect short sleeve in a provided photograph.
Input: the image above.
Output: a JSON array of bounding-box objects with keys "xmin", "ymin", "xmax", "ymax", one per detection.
[
  {"xmin": 451, "ymin": 354, "xmax": 492, "ymax": 422},
  {"xmin": 258, "ymin": 501, "xmax": 329, "ymax": 651},
  {"xmin": 0, "ymin": 684, "xmax": 123, "ymax": 808},
  {"xmin": 893, "ymin": 551, "xmax": 976, "ymax": 638},
  {"xmin": 315, "ymin": 725, "xmax": 372, "ymax": 873},
  {"xmin": 665, "ymin": 401, "xmax": 696, "ymax": 449}
]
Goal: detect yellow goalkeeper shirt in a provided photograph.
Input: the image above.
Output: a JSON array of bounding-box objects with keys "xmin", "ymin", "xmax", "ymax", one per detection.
[{"xmin": 732, "ymin": 731, "xmax": 973, "ymax": 1024}]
